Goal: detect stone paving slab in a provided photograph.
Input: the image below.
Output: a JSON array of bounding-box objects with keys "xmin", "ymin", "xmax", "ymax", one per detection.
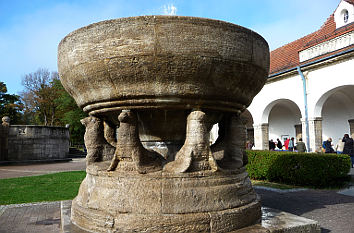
[
  {"xmin": 256, "ymin": 187, "xmax": 354, "ymax": 233},
  {"xmin": 0, "ymin": 202, "xmax": 61, "ymax": 233}
]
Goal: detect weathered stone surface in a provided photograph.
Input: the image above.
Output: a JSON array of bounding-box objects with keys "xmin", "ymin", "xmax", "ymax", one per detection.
[
  {"xmin": 58, "ymin": 16, "xmax": 269, "ymax": 116},
  {"xmin": 81, "ymin": 116, "xmax": 105, "ymax": 165},
  {"xmin": 58, "ymin": 15, "xmax": 270, "ymax": 232},
  {"xmin": 164, "ymin": 110, "xmax": 221, "ymax": 173},
  {"xmin": 6, "ymin": 125, "xmax": 69, "ymax": 161},
  {"xmin": 212, "ymin": 113, "xmax": 247, "ymax": 170},
  {"xmin": 71, "ymin": 162, "xmax": 260, "ymax": 232},
  {"xmin": 106, "ymin": 110, "xmax": 165, "ymax": 173},
  {"xmin": 63, "ymin": 202, "xmax": 321, "ymax": 233}
]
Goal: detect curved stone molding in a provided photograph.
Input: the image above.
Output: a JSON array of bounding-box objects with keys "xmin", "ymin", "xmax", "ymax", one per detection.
[
  {"xmin": 72, "ymin": 162, "xmax": 260, "ymax": 233},
  {"xmin": 58, "ymin": 16, "xmax": 269, "ymax": 115}
]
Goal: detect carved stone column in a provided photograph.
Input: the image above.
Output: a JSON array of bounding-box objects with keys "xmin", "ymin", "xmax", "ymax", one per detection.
[
  {"xmin": 348, "ymin": 119, "xmax": 354, "ymax": 138},
  {"xmin": 164, "ymin": 110, "xmax": 219, "ymax": 173},
  {"xmin": 107, "ymin": 110, "xmax": 164, "ymax": 173},
  {"xmin": 253, "ymin": 123, "xmax": 269, "ymax": 150},
  {"xmin": 308, "ymin": 117, "xmax": 322, "ymax": 152},
  {"xmin": 211, "ymin": 113, "xmax": 247, "ymax": 170}
]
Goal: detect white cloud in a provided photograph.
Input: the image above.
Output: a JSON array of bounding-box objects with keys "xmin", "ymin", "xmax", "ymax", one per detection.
[{"xmin": 163, "ymin": 4, "xmax": 177, "ymax": 15}]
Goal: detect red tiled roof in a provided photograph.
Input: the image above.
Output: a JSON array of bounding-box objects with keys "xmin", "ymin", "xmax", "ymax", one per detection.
[
  {"xmin": 269, "ymin": 0, "xmax": 354, "ymax": 75},
  {"xmin": 269, "ymin": 33, "xmax": 314, "ymax": 75}
]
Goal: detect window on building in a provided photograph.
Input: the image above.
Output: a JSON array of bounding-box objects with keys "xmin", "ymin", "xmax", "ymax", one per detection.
[{"xmin": 343, "ymin": 9, "xmax": 349, "ymax": 23}]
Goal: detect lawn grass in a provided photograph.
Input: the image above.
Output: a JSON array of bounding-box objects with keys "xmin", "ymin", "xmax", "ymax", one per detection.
[
  {"xmin": 1, "ymin": 171, "xmax": 348, "ymax": 205},
  {"xmin": 0, "ymin": 171, "xmax": 86, "ymax": 205}
]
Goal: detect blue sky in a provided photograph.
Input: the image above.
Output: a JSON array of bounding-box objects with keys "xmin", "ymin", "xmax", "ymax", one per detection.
[{"xmin": 0, "ymin": 0, "xmax": 339, "ymax": 94}]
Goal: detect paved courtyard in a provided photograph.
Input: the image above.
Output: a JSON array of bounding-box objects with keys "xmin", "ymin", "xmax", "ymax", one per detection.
[
  {"xmin": 0, "ymin": 158, "xmax": 86, "ymax": 179},
  {"xmin": 0, "ymin": 202, "xmax": 61, "ymax": 233}
]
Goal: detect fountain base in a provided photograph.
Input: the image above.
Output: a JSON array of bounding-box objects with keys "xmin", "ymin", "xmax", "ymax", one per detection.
[{"xmin": 70, "ymin": 162, "xmax": 261, "ymax": 232}]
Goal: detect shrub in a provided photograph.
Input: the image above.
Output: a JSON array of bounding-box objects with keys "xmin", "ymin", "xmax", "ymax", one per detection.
[{"xmin": 246, "ymin": 150, "xmax": 351, "ymax": 187}]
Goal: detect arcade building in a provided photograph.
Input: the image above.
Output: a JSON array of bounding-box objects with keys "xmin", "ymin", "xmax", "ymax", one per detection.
[{"xmin": 246, "ymin": 0, "xmax": 354, "ymax": 152}]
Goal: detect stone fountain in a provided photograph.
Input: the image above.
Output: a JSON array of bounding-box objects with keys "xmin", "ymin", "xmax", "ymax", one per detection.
[{"xmin": 58, "ymin": 16, "xmax": 269, "ymax": 232}]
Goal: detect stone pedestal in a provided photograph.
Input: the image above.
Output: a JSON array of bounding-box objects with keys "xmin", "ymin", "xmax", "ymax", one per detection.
[
  {"xmin": 71, "ymin": 163, "xmax": 260, "ymax": 232},
  {"xmin": 61, "ymin": 202, "xmax": 320, "ymax": 233}
]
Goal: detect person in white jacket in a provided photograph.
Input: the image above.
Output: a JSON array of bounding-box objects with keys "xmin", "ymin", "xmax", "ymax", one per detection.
[{"xmin": 335, "ymin": 138, "xmax": 345, "ymax": 154}]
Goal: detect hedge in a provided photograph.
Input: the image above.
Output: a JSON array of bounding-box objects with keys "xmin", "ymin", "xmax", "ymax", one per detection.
[{"xmin": 246, "ymin": 150, "xmax": 351, "ymax": 187}]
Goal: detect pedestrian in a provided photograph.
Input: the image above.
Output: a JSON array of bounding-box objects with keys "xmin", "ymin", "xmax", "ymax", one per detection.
[
  {"xmin": 342, "ymin": 134, "xmax": 354, "ymax": 168},
  {"xmin": 324, "ymin": 138, "xmax": 334, "ymax": 153},
  {"xmin": 284, "ymin": 138, "xmax": 290, "ymax": 150},
  {"xmin": 295, "ymin": 138, "xmax": 306, "ymax": 152},
  {"xmin": 322, "ymin": 140, "xmax": 327, "ymax": 153},
  {"xmin": 288, "ymin": 137, "xmax": 295, "ymax": 151},
  {"xmin": 276, "ymin": 138, "xmax": 282, "ymax": 150},
  {"xmin": 246, "ymin": 140, "xmax": 253, "ymax": 150},
  {"xmin": 269, "ymin": 139, "xmax": 276, "ymax": 151},
  {"xmin": 335, "ymin": 138, "xmax": 344, "ymax": 154}
]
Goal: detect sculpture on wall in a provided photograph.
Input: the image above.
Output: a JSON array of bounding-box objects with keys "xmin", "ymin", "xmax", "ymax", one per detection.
[{"xmin": 0, "ymin": 116, "xmax": 10, "ymax": 161}]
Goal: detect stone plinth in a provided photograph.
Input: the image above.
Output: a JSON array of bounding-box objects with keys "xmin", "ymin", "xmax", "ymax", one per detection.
[
  {"xmin": 61, "ymin": 202, "xmax": 320, "ymax": 233},
  {"xmin": 71, "ymin": 162, "xmax": 260, "ymax": 232}
]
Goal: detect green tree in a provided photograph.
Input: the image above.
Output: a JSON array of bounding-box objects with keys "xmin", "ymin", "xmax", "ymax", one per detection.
[
  {"xmin": 53, "ymin": 79, "xmax": 87, "ymax": 145},
  {"xmin": 20, "ymin": 68, "xmax": 86, "ymax": 144},
  {"xmin": 0, "ymin": 82, "xmax": 23, "ymax": 124},
  {"xmin": 21, "ymin": 68, "xmax": 60, "ymax": 126}
]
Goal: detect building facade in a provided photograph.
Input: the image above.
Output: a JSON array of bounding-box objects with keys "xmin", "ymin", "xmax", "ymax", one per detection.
[{"xmin": 247, "ymin": 0, "xmax": 354, "ymax": 152}]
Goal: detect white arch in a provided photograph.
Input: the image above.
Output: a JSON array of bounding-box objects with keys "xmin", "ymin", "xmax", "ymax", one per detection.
[
  {"xmin": 261, "ymin": 98, "xmax": 303, "ymax": 124},
  {"xmin": 314, "ymin": 85, "xmax": 354, "ymax": 118}
]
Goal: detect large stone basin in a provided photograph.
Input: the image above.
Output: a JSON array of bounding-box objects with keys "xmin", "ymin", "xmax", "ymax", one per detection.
[
  {"xmin": 58, "ymin": 16, "xmax": 270, "ymax": 232},
  {"xmin": 58, "ymin": 16, "xmax": 269, "ymax": 116}
]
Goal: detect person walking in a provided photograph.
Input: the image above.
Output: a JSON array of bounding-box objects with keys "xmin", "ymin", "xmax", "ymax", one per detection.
[
  {"xmin": 276, "ymin": 138, "xmax": 282, "ymax": 150},
  {"xmin": 324, "ymin": 138, "xmax": 334, "ymax": 153},
  {"xmin": 288, "ymin": 137, "xmax": 295, "ymax": 151},
  {"xmin": 342, "ymin": 134, "xmax": 354, "ymax": 168},
  {"xmin": 284, "ymin": 138, "xmax": 290, "ymax": 150},
  {"xmin": 295, "ymin": 138, "xmax": 306, "ymax": 152},
  {"xmin": 269, "ymin": 139, "xmax": 276, "ymax": 151},
  {"xmin": 335, "ymin": 138, "xmax": 344, "ymax": 154}
]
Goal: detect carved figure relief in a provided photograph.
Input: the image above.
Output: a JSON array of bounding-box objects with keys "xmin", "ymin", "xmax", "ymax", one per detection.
[
  {"xmin": 81, "ymin": 116, "xmax": 105, "ymax": 165},
  {"xmin": 106, "ymin": 110, "xmax": 165, "ymax": 173}
]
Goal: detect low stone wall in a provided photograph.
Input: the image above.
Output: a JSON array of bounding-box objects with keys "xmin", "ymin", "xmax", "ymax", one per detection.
[{"xmin": 7, "ymin": 125, "xmax": 70, "ymax": 161}]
